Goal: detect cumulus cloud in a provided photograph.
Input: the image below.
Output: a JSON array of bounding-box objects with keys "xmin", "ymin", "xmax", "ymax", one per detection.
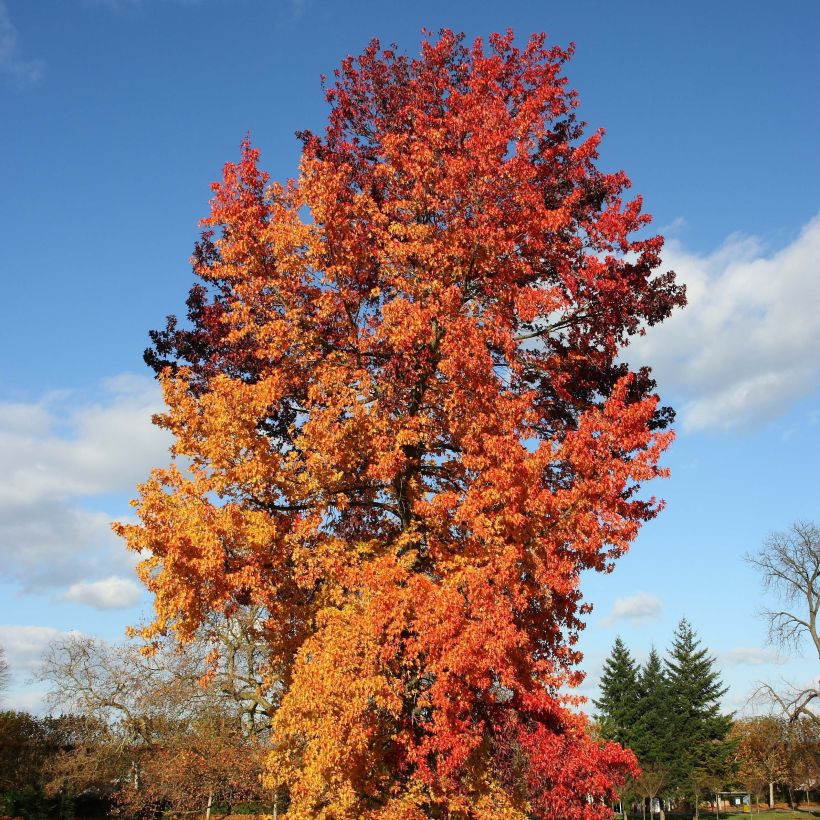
[
  {"xmin": 62, "ymin": 576, "xmax": 143, "ymax": 610},
  {"xmin": 601, "ymin": 592, "xmax": 663, "ymax": 626},
  {"xmin": 0, "ymin": 625, "xmax": 82, "ymax": 713},
  {"xmin": 0, "ymin": 374, "xmax": 169, "ymax": 594},
  {"xmin": 0, "ymin": 1, "xmax": 43, "ymax": 85},
  {"xmin": 630, "ymin": 214, "xmax": 820, "ymax": 431},
  {"xmin": 0, "ymin": 500, "xmax": 125, "ymax": 591},
  {"xmin": 0, "ymin": 374, "xmax": 169, "ymax": 505},
  {"xmin": 0, "ymin": 625, "xmax": 70, "ymax": 674},
  {"xmin": 722, "ymin": 647, "xmax": 787, "ymax": 666}
]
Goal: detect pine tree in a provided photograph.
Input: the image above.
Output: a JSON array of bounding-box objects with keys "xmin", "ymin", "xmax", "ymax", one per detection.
[
  {"xmin": 595, "ymin": 637, "xmax": 641, "ymax": 749},
  {"xmin": 633, "ymin": 647, "xmax": 670, "ymax": 766},
  {"xmin": 664, "ymin": 619, "xmax": 733, "ymax": 815}
]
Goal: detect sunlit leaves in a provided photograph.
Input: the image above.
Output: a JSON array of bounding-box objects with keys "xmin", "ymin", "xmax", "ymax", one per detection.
[{"xmin": 118, "ymin": 28, "xmax": 685, "ymax": 817}]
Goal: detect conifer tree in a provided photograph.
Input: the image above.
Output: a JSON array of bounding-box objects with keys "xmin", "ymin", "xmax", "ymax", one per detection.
[
  {"xmin": 664, "ymin": 619, "xmax": 733, "ymax": 814},
  {"xmin": 595, "ymin": 637, "xmax": 640, "ymax": 749},
  {"xmin": 633, "ymin": 647, "xmax": 670, "ymax": 767}
]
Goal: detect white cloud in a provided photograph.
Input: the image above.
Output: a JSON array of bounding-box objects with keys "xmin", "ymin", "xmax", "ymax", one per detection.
[
  {"xmin": 722, "ymin": 647, "xmax": 787, "ymax": 666},
  {"xmin": 62, "ymin": 576, "xmax": 142, "ymax": 610},
  {"xmin": 0, "ymin": 374, "xmax": 169, "ymax": 505},
  {"xmin": 3, "ymin": 688, "xmax": 50, "ymax": 713},
  {"xmin": 0, "ymin": 625, "xmax": 82, "ymax": 713},
  {"xmin": 0, "ymin": 0, "xmax": 43, "ymax": 85},
  {"xmin": 0, "ymin": 501, "xmax": 127, "ymax": 590},
  {"xmin": 0, "ymin": 625, "xmax": 67, "ymax": 674},
  {"xmin": 601, "ymin": 592, "xmax": 663, "ymax": 626},
  {"xmin": 0, "ymin": 374, "xmax": 169, "ymax": 592},
  {"xmin": 630, "ymin": 214, "xmax": 820, "ymax": 431}
]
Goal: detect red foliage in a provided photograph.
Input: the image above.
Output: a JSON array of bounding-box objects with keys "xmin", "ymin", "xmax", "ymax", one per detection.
[{"xmin": 121, "ymin": 29, "xmax": 682, "ymax": 816}]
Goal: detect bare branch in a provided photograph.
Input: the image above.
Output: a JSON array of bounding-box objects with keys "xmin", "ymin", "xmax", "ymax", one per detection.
[
  {"xmin": 746, "ymin": 520, "xmax": 820, "ymax": 659},
  {"xmin": 0, "ymin": 645, "xmax": 10, "ymax": 704}
]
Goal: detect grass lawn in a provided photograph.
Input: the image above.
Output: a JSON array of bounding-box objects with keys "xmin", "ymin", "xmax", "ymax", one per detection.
[
  {"xmin": 706, "ymin": 814, "xmax": 819, "ymax": 820},
  {"xmin": 617, "ymin": 813, "xmax": 819, "ymax": 820}
]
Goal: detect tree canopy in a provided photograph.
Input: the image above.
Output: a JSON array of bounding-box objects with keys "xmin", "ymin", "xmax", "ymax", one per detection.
[
  {"xmin": 117, "ymin": 29, "xmax": 685, "ymax": 817},
  {"xmin": 37, "ymin": 620, "xmax": 274, "ymax": 817}
]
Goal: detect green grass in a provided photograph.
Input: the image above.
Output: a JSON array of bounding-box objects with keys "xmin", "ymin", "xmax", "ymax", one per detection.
[
  {"xmin": 707, "ymin": 814, "xmax": 812, "ymax": 820},
  {"xmin": 617, "ymin": 813, "xmax": 819, "ymax": 820}
]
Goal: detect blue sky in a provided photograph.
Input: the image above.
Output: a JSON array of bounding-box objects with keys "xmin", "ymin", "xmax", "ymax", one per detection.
[{"xmin": 1, "ymin": 0, "xmax": 818, "ymax": 713}]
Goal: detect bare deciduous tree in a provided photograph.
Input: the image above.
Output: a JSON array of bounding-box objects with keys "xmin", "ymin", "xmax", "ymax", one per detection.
[
  {"xmin": 748, "ymin": 521, "xmax": 820, "ymax": 656},
  {"xmin": 0, "ymin": 645, "xmax": 9, "ymax": 705},
  {"xmin": 747, "ymin": 520, "xmax": 819, "ymax": 722},
  {"xmin": 38, "ymin": 606, "xmax": 278, "ymax": 738},
  {"xmin": 36, "ymin": 607, "xmax": 279, "ymax": 816}
]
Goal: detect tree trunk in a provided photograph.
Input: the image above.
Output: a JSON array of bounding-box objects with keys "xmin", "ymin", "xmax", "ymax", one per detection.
[
  {"xmin": 205, "ymin": 789, "xmax": 213, "ymax": 820},
  {"xmin": 768, "ymin": 781, "xmax": 774, "ymax": 808}
]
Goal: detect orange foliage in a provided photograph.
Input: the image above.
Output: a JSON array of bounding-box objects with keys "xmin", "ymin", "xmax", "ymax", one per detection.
[{"xmin": 117, "ymin": 30, "xmax": 685, "ymax": 817}]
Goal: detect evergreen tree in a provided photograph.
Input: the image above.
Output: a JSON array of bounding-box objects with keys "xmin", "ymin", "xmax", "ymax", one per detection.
[
  {"xmin": 633, "ymin": 647, "xmax": 670, "ymax": 766},
  {"xmin": 595, "ymin": 637, "xmax": 641, "ymax": 749},
  {"xmin": 664, "ymin": 619, "xmax": 733, "ymax": 815}
]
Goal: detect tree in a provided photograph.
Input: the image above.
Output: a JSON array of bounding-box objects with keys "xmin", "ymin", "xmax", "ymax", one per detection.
[
  {"xmin": 0, "ymin": 646, "xmax": 9, "ymax": 706},
  {"xmin": 747, "ymin": 520, "xmax": 820, "ymax": 722},
  {"xmin": 113, "ymin": 713, "xmax": 268, "ymax": 819},
  {"xmin": 38, "ymin": 611, "xmax": 275, "ymax": 816},
  {"xmin": 633, "ymin": 648, "xmax": 670, "ymax": 768},
  {"xmin": 730, "ymin": 715, "xmax": 786, "ymax": 809},
  {"xmin": 781, "ymin": 715, "xmax": 820, "ymax": 808},
  {"xmin": 0, "ymin": 711, "xmax": 94, "ymax": 819},
  {"xmin": 633, "ymin": 764, "xmax": 669, "ymax": 820},
  {"xmin": 118, "ymin": 29, "xmax": 685, "ymax": 817},
  {"xmin": 664, "ymin": 619, "xmax": 733, "ymax": 815},
  {"xmin": 39, "ymin": 608, "xmax": 276, "ymax": 740},
  {"xmin": 595, "ymin": 637, "xmax": 640, "ymax": 749},
  {"xmin": 630, "ymin": 647, "xmax": 673, "ymax": 818}
]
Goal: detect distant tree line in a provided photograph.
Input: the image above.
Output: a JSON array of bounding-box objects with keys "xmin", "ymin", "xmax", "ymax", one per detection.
[
  {"xmin": 0, "ymin": 608, "xmax": 282, "ymax": 819},
  {"xmin": 731, "ymin": 713, "xmax": 818, "ymax": 811},
  {"xmin": 1, "ymin": 519, "xmax": 815, "ymax": 818},
  {"xmin": 594, "ymin": 619, "xmax": 819, "ymax": 818},
  {"xmin": 594, "ymin": 619, "xmax": 733, "ymax": 818}
]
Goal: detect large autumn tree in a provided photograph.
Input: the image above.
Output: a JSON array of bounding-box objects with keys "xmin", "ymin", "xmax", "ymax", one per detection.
[{"xmin": 118, "ymin": 30, "xmax": 685, "ymax": 818}]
